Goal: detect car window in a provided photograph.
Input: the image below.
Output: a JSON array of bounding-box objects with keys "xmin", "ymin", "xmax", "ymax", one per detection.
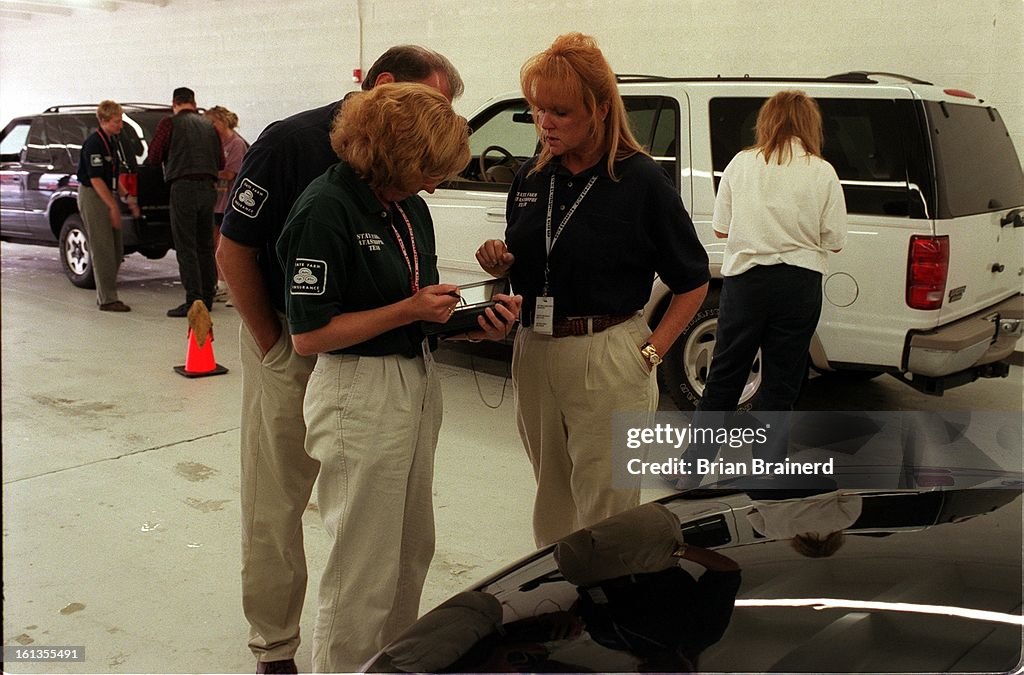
[
  {"xmin": 710, "ymin": 97, "xmax": 922, "ymax": 218},
  {"xmin": 469, "ymin": 101, "xmax": 537, "ymax": 160},
  {"xmin": 54, "ymin": 114, "xmax": 96, "ymax": 168},
  {"xmin": 625, "ymin": 96, "xmax": 680, "ymax": 186},
  {"xmin": 0, "ymin": 120, "xmax": 31, "ymax": 161},
  {"xmin": 926, "ymin": 101, "xmax": 1024, "ymax": 217},
  {"xmin": 439, "ymin": 100, "xmax": 537, "ymax": 190},
  {"xmin": 23, "ymin": 118, "xmax": 52, "ymax": 165},
  {"xmin": 124, "ymin": 110, "xmax": 169, "ymax": 163},
  {"xmin": 43, "ymin": 115, "xmax": 76, "ymax": 171},
  {"xmin": 117, "ymin": 122, "xmax": 144, "ymax": 171}
]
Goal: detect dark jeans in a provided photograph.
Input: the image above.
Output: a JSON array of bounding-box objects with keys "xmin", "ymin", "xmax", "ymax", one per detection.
[
  {"xmin": 169, "ymin": 179, "xmax": 217, "ymax": 305},
  {"xmin": 687, "ymin": 264, "xmax": 823, "ymax": 464}
]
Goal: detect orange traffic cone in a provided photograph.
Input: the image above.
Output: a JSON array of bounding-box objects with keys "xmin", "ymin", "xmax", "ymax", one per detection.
[{"xmin": 174, "ymin": 300, "xmax": 228, "ymax": 378}]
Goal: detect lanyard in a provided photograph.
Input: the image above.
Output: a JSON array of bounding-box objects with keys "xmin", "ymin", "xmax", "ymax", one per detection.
[
  {"xmin": 97, "ymin": 130, "xmax": 116, "ymax": 182},
  {"xmin": 97, "ymin": 129, "xmax": 112, "ymax": 159},
  {"xmin": 543, "ymin": 173, "xmax": 597, "ymax": 295},
  {"xmin": 389, "ymin": 203, "xmax": 420, "ymax": 294}
]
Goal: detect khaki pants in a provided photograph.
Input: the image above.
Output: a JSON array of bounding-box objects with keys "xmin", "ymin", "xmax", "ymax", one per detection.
[
  {"xmin": 239, "ymin": 319, "xmax": 319, "ymax": 663},
  {"xmin": 512, "ymin": 315, "xmax": 657, "ymax": 547},
  {"xmin": 304, "ymin": 352, "xmax": 441, "ymax": 673},
  {"xmin": 77, "ymin": 186, "xmax": 123, "ymax": 306}
]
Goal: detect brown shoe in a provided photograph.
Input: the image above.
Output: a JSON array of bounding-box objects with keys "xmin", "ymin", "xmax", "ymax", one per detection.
[{"xmin": 99, "ymin": 301, "xmax": 131, "ymax": 312}]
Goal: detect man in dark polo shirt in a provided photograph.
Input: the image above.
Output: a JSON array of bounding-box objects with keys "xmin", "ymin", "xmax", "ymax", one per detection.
[
  {"xmin": 216, "ymin": 46, "xmax": 463, "ymax": 675},
  {"xmin": 148, "ymin": 86, "xmax": 224, "ymax": 317}
]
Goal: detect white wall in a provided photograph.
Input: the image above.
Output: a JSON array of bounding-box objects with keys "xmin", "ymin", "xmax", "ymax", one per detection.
[{"xmin": 1, "ymin": 0, "xmax": 1021, "ymax": 158}]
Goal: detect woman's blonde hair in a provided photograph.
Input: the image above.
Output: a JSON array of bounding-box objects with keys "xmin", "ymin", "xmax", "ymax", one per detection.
[
  {"xmin": 754, "ymin": 90, "xmax": 824, "ymax": 164},
  {"xmin": 205, "ymin": 105, "xmax": 239, "ymax": 130},
  {"xmin": 331, "ymin": 83, "xmax": 470, "ymax": 196},
  {"xmin": 520, "ymin": 32, "xmax": 644, "ymax": 179},
  {"xmin": 96, "ymin": 100, "xmax": 123, "ymax": 123}
]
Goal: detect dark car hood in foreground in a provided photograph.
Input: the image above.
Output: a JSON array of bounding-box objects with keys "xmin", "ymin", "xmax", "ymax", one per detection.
[{"xmin": 366, "ymin": 488, "xmax": 1022, "ymax": 673}]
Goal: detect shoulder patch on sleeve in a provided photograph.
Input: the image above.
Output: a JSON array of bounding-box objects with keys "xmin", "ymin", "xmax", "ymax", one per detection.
[
  {"xmin": 231, "ymin": 178, "xmax": 269, "ymax": 219},
  {"xmin": 289, "ymin": 258, "xmax": 327, "ymax": 296},
  {"xmin": 90, "ymin": 154, "xmax": 104, "ymax": 167}
]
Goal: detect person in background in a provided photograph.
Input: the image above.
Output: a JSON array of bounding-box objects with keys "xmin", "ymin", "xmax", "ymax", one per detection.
[
  {"xmin": 672, "ymin": 90, "xmax": 847, "ymax": 486},
  {"xmin": 76, "ymin": 99, "xmax": 139, "ymax": 312},
  {"xmin": 476, "ymin": 33, "xmax": 710, "ymax": 548},
  {"xmin": 148, "ymin": 86, "xmax": 224, "ymax": 317},
  {"xmin": 204, "ymin": 105, "xmax": 248, "ymax": 305},
  {"xmin": 216, "ymin": 46, "xmax": 464, "ymax": 675}
]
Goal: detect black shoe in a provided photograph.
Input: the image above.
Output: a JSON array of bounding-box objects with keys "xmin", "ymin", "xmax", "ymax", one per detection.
[
  {"xmin": 256, "ymin": 659, "xmax": 297, "ymax": 674},
  {"xmin": 166, "ymin": 303, "xmax": 190, "ymax": 318}
]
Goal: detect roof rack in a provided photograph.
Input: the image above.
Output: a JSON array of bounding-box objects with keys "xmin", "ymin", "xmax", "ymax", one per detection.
[
  {"xmin": 825, "ymin": 71, "xmax": 933, "ymax": 85},
  {"xmin": 615, "ymin": 72, "xmax": 933, "ymax": 85},
  {"xmin": 43, "ymin": 103, "xmax": 171, "ymax": 113}
]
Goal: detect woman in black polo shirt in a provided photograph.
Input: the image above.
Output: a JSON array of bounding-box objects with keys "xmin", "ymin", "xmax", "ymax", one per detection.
[
  {"xmin": 476, "ymin": 33, "xmax": 710, "ymax": 548},
  {"xmin": 276, "ymin": 83, "xmax": 518, "ymax": 673}
]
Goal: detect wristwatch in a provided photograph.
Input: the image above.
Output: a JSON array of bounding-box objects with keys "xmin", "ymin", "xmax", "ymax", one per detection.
[{"xmin": 640, "ymin": 342, "xmax": 662, "ymax": 367}]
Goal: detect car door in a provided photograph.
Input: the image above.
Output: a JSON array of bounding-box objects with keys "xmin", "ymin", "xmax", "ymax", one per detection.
[
  {"xmin": 0, "ymin": 117, "xmax": 33, "ymax": 234},
  {"xmin": 17, "ymin": 116, "xmax": 62, "ymax": 239},
  {"xmin": 924, "ymin": 100, "xmax": 1024, "ymax": 324}
]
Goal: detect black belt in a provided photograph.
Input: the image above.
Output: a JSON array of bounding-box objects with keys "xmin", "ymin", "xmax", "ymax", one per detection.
[{"xmin": 551, "ymin": 313, "xmax": 636, "ymax": 338}]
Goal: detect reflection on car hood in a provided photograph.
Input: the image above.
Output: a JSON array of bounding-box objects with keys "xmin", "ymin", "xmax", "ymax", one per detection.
[{"xmin": 365, "ymin": 488, "xmax": 1022, "ymax": 673}]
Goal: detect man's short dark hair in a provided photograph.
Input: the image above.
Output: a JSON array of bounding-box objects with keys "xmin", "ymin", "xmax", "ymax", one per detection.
[
  {"xmin": 361, "ymin": 45, "xmax": 464, "ymax": 99},
  {"xmin": 172, "ymin": 87, "xmax": 196, "ymax": 105}
]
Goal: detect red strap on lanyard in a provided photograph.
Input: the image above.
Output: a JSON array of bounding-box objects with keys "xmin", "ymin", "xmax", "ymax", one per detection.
[{"xmin": 389, "ymin": 203, "xmax": 420, "ymax": 294}]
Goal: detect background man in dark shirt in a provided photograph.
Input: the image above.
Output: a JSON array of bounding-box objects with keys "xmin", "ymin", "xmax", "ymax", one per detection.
[
  {"xmin": 217, "ymin": 46, "xmax": 463, "ymax": 675},
  {"xmin": 148, "ymin": 86, "xmax": 224, "ymax": 317}
]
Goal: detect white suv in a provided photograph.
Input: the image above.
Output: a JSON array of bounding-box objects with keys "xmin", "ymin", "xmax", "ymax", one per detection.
[{"xmin": 426, "ymin": 71, "xmax": 1024, "ymax": 410}]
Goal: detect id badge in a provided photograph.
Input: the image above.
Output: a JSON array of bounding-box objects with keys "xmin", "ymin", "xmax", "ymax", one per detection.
[{"xmin": 533, "ymin": 296, "xmax": 555, "ymax": 335}]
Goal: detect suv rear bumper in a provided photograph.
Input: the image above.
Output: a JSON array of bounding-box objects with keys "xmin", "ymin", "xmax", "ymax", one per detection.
[
  {"xmin": 906, "ymin": 294, "xmax": 1023, "ymax": 377},
  {"xmin": 119, "ymin": 212, "xmax": 173, "ymax": 252}
]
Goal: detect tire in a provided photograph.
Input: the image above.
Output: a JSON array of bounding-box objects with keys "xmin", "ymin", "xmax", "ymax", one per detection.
[
  {"xmin": 58, "ymin": 214, "xmax": 95, "ymax": 289},
  {"xmin": 658, "ymin": 289, "xmax": 762, "ymax": 411}
]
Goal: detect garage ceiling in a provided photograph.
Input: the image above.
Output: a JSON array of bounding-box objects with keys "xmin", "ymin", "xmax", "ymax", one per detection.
[{"xmin": 0, "ymin": 0, "xmax": 168, "ymax": 20}]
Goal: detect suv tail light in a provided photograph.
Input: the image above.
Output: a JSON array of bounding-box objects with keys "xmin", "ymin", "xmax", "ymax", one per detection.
[{"xmin": 906, "ymin": 235, "xmax": 949, "ymax": 310}]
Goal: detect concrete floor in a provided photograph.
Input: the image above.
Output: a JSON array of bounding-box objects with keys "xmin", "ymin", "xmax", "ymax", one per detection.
[{"xmin": 2, "ymin": 241, "xmax": 1021, "ymax": 674}]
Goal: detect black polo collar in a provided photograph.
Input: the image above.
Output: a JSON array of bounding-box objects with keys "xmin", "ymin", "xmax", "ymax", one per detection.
[{"xmin": 540, "ymin": 154, "xmax": 612, "ymax": 180}]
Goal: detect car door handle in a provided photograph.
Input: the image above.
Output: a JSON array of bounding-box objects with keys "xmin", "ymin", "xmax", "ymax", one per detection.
[{"xmin": 486, "ymin": 208, "xmax": 505, "ymax": 220}]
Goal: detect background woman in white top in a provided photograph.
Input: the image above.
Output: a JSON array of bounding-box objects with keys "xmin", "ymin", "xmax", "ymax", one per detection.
[{"xmin": 690, "ymin": 91, "xmax": 847, "ymax": 467}]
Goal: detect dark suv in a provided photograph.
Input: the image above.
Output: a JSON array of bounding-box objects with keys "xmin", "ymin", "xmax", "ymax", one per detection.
[{"xmin": 0, "ymin": 104, "xmax": 174, "ymax": 288}]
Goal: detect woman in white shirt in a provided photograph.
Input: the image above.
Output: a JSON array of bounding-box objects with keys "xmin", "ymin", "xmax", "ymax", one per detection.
[
  {"xmin": 703, "ymin": 90, "xmax": 846, "ymax": 416},
  {"xmin": 672, "ymin": 92, "xmax": 847, "ymax": 483}
]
